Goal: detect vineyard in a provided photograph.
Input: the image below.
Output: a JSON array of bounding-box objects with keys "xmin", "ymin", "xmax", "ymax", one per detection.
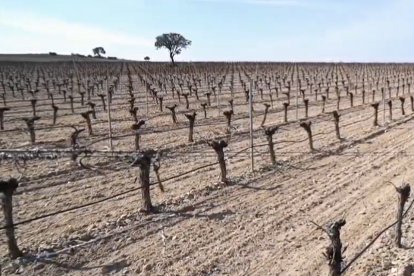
[{"xmin": 1, "ymin": 59, "xmax": 414, "ymax": 275}]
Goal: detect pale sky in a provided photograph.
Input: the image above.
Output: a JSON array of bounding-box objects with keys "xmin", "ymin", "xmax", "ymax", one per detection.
[{"xmin": 1, "ymin": 0, "xmax": 413, "ymax": 62}]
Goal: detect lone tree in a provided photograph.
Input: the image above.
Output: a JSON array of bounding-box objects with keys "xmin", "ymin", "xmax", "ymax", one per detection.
[
  {"xmin": 144, "ymin": 56, "xmax": 150, "ymax": 61},
  {"xmin": 155, "ymin": 33, "xmax": 191, "ymax": 66},
  {"xmin": 92, "ymin": 47, "xmax": 106, "ymax": 57}
]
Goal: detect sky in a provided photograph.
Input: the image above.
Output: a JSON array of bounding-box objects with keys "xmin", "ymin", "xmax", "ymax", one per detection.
[{"xmin": 0, "ymin": 0, "xmax": 413, "ymax": 62}]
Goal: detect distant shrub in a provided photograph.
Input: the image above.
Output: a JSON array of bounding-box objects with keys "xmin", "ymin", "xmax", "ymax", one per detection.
[
  {"xmin": 49, "ymin": 52, "xmax": 57, "ymax": 56},
  {"xmin": 107, "ymin": 56, "xmax": 118, "ymax": 60}
]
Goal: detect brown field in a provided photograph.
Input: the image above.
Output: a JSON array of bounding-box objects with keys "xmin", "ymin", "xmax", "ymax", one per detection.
[{"xmin": 1, "ymin": 58, "xmax": 414, "ymax": 275}]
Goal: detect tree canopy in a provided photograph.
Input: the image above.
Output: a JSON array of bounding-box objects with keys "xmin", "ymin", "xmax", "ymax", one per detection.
[
  {"xmin": 155, "ymin": 33, "xmax": 191, "ymax": 66},
  {"xmin": 92, "ymin": 47, "xmax": 106, "ymax": 57}
]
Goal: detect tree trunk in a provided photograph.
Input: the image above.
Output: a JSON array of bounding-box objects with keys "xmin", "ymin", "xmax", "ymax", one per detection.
[
  {"xmin": 170, "ymin": 52, "xmax": 175, "ymax": 66},
  {"xmin": 31, "ymin": 99, "xmax": 37, "ymax": 116},
  {"xmin": 23, "ymin": 117, "xmax": 40, "ymax": 144},
  {"xmin": 0, "ymin": 179, "xmax": 23, "ymax": 259},
  {"xmin": 283, "ymin": 103, "xmax": 289, "ymax": 123},
  {"xmin": 132, "ymin": 150, "xmax": 156, "ymax": 213},
  {"xmin": 80, "ymin": 92, "xmax": 85, "ymax": 106},
  {"xmin": 264, "ymin": 126, "xmax": 278, "ymax": 165},
  {"xmin": 0, "ymin": 111, "xmax": 4, "ymax": 130},
  {"xmin": 261, "ymin": 104, "xmax": 270, "ymax": 126},
  {"xmin": 410, "ymin": 96, "xmax": 414, "ymax": 112},
  {"xmin": 371, "ymin": 103, "xmax": 379, "ymax": 126},
  {"xmin": 303, "ymin": 99, "xmax": 309, "ymax": 118},
  {"xmin": 300, "ymin": 121, "xmax": 313, "ymax": 151},
  {"xmin": 206, "ymin": 93, "xmax": 211, "ymax": 106},
  {"xmin": 327, "ymin": 220, "xmax": 346, "ymax": 276},
  {"xmin": 322, "ymin": 96, "xmax": 326, "ymax": 113},
  {"xmin": 267, "ymin": 135, "xmax": 276, "ymax": 165},
  {"xmin": 333, "ymin": 111, "xmax": 341, "ymax": 140},
  {"xmin": 0, "ymin": 108, "xmax": 9, "ymax": 130},
  {"xmin": 70, "ymin": 128, "xmax": 84, "ymax": 148},
  {"xmin": 153, "ymin": 162, "xmax": 164, "ymax": 192},
  {"xmin": 131, "ymin": 121, "xmax": 145, "ymax": 151},
  {"xmin": 139, "ymin": 156, "xmax": 153, "ymax": 212},
  {"xmin": 2, "ymin": 194, "xmax": 22, "ymax": 259},
  {"xmin": 52, "ymin": 105, "xmax": 59, "ymax": 125},
  {"xmin": 135, "ymin": 133, "xmax": 140, "ymax": 151},
  {"xmin": 159, "ymin": 97, "xmax": 163, "ymax": 112},
  {"xmin": 185, "ymin": 112, "xmax": 196, "ymax": 142},
  {"xmin": 217, "ymin": 150, "xmax": 227, "ymax": 183},
  {"xmin": 224, "ymin": 110, "xmax": 233, "ymax": 129},
  {"xmin": 201, "ymin": 103, "xmax": 207, "ymax": 118},
  {"xmin": 210, "ymin": 141, "xmax": 228, "ymax": 184},
  {"xmin": 395, "ymin": 184, "xmax": 410, "ymax": 248},
  {"xmin": 400, "ymin": 97, "xmax": 406, "ymax": 115},
  {"xmin": 99, "ymin": 95, "xmax": 106, "ymax": 111},
  {"xmin": 167, "ymin": 105, "xmax": 177, "ymax": 124},
  {"xmin": 388, "ymin": 100, "xmax": 393, "ymax": 121},
  {"xmin": 69, "ymin": 96, "xmax": 74, "ymax": 113},
  {"xmin": 183, "ymin": 94, "xmax": 189, "ymax": 109}
]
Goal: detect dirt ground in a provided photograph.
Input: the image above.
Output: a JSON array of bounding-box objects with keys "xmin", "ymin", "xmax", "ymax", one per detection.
[{"xmin": 1, "ymin": 61, "xmax": 414, "ymax": 275}]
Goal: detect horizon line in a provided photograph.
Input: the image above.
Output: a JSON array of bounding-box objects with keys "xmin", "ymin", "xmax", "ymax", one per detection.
[{"xmin": 1, "ymin": 53, "xmax": 414, "ymax": 64}]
